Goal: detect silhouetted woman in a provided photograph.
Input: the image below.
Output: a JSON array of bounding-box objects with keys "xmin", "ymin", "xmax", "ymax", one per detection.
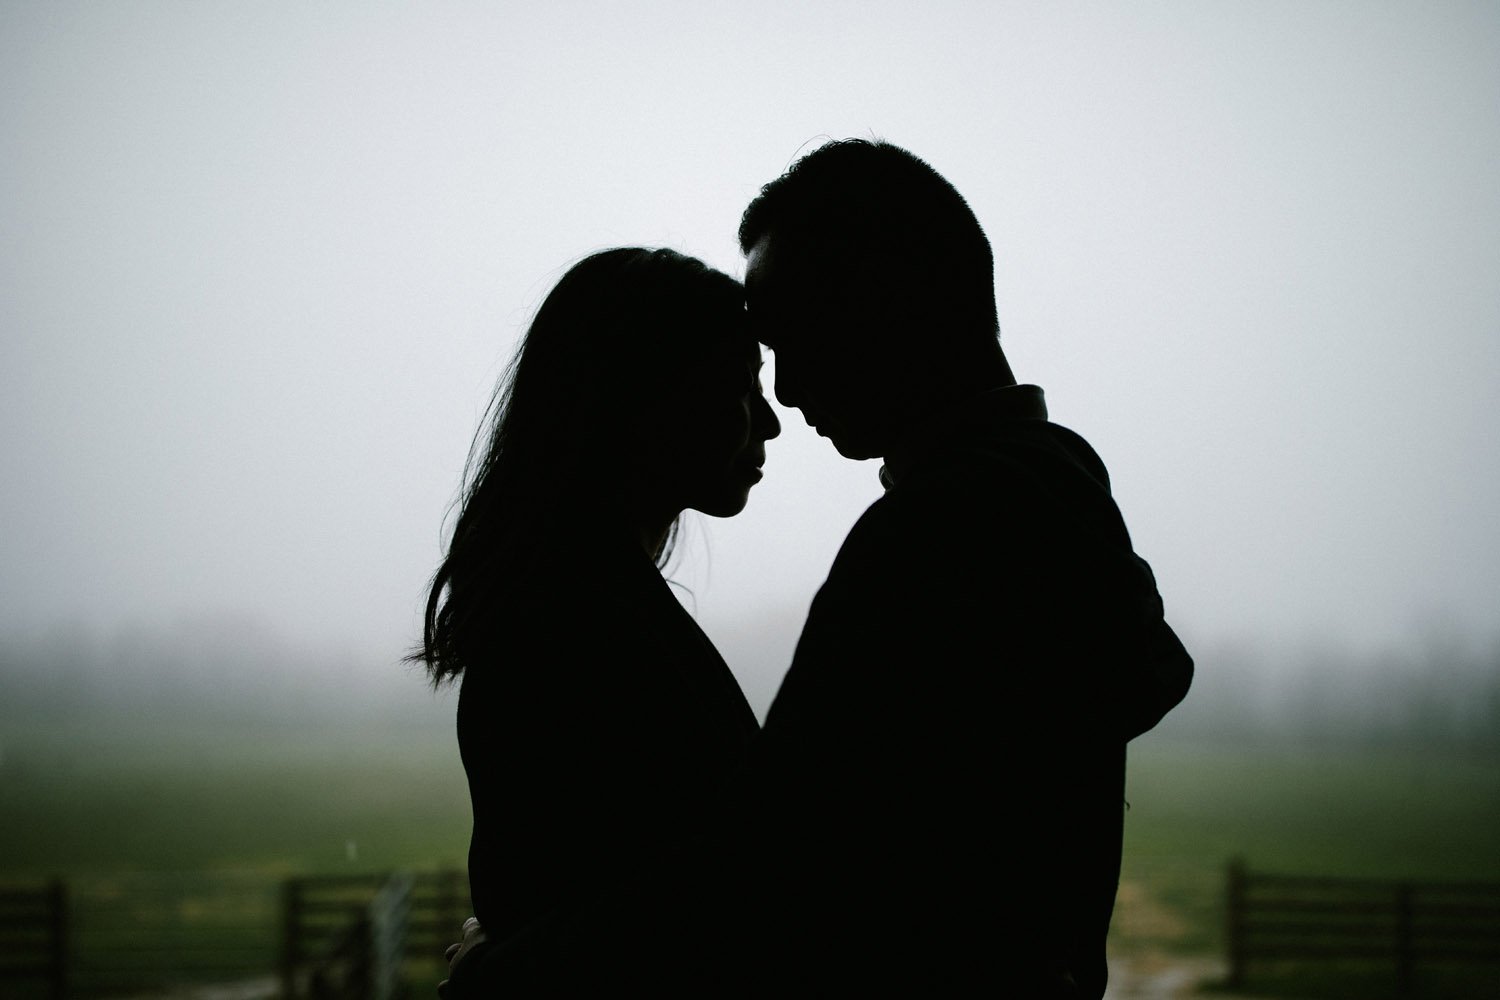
[{"xmin": 411, "ymin": 248, "xmax": 778, "ymax": 963}]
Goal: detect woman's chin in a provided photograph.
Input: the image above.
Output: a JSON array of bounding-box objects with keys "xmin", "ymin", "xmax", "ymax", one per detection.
[{"xmin": 692, "ymin": 488, "xmax": 754, "ymax": 520}]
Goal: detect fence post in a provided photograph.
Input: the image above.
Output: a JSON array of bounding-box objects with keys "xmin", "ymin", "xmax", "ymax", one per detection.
[
  {"xmin": 47, "ymin": 877, "xmax": 67, "ymax": 1000},
  {"xmin": 1226, "ymin": 858, "xmax": 1246, "ymax": 989},
  {"xmin": 435, "ymin": 869, "xmax": 458, "ymax": 961},
  {"xmin": 350, "ymin": 913, "xmax": 374, "ymax": 1000},
  {"xmin": 280, "ymin": 878, "xmax": 301, "ymax": 1000},
  {"xmin": 1394, "ymin": 882, "xmax": 1413, "ymax": 997},
  {"xmin": 370, "ymin": 872, "xmax": 412, "ymax": 1000}
]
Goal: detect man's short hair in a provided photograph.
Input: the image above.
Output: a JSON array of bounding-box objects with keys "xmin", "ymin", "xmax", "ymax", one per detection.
[{"xmin": 739, "ymin": 138, "xmax": 999, "ymax": 339}]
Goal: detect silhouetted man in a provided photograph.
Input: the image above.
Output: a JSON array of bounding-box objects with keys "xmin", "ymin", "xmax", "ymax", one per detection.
[
  {"xmin": 733, "ymin": 139, "xmax": 1192, "ymax": 996},
  {"xmin": 442, "ymin": 139, "xmax": 1192, "ymax": 997}
]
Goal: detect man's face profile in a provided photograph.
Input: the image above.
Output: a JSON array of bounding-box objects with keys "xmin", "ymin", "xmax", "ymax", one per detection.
[{"xmin": 744, "ymin": 231, "xmax": 891, "ymax": 461}]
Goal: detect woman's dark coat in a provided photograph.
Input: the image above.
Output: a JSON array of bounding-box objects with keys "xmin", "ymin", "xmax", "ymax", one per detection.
[{"xmin": 458, "ymin": 522, "xmax": 758, "ymax": 948}]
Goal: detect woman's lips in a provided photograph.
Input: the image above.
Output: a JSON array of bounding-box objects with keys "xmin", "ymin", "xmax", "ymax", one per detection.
[{"xmin": 736, "ymin": 454, "xmax": 766, "ymax": 482}]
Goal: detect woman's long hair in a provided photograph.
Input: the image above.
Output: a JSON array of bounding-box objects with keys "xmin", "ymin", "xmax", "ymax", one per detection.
[{"xmin": 411, "ymin": 248, "xmax": 744, "ymax": 684}]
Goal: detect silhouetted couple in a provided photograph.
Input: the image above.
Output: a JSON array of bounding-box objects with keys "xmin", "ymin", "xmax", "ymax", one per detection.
[{"xmin": 411, "ymin": 139, "xmax": 1193, "ymax": 997}]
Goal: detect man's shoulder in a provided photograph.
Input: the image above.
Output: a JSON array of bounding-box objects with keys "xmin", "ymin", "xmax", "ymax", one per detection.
[{"xmin": 825, "ymin": 419, "xmax": 1126, "ymax": 590}]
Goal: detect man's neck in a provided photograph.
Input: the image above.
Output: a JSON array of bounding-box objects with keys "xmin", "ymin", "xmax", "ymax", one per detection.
[
  {"xmin": 878, "ymin": 381, "xmax": 1047, "ymax": 489},
  {"xmin": 884, "ymin": 348, "xmax": 1017, "ymax": 457}
]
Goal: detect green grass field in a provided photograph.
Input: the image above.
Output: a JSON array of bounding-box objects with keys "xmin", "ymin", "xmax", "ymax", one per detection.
[
  {"xmin": 2, "ymin": 722, "xmax": 1497, "ymax": 996},
  {"xmin": 1, "ymin": 720, "xmax": 471, "ymax": 996},
  {"xmin": 0, "ymin": 722, "xmax": 472, "ymax": 878},
  {"xmin": 1113, "ymin": 737, "xmax": 1500, "ymax": 962}
]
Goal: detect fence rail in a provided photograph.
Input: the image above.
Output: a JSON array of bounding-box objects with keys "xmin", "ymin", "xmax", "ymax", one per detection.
[
  {"xmin": 67, "ymin": 870, "xmax": 277, "ymax": 997},
  {"xmin": 0, "ymin": 878, "xmax": 67, "ymax": 1000},
  {"xmin": 1226, "ymin": 858, "xmax": 1500, "ymax": 995}
]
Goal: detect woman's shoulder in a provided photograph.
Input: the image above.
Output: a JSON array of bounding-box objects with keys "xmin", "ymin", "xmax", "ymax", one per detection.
[{"xmin": 455, "ymin": 567, "xmax": 675, "ymax": 708}]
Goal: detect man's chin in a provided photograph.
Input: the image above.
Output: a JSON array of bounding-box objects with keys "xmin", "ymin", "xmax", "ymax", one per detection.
[
  {"xmin": 828, "ymin": 436, "xmax": 880, "ymax": 462},
  {"xmin": 810, "ymin": 421, "xmax": 880, "ymax": 461}
]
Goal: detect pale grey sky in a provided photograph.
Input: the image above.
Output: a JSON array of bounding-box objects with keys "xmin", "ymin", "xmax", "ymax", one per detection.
[{"xmin": 3, "ymin": 2, "xmax": 1497, "ymax": 712}]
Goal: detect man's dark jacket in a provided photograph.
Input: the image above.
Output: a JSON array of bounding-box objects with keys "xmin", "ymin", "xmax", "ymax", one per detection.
[{"xmin": 736, "ymin": 384, "xmax": 1193, "ymax": 995}]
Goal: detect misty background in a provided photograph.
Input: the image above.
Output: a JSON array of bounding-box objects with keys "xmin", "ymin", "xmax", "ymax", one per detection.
[{"xmin": 3, "ymin": 2, "xmax": 1498, "ymax": 741}]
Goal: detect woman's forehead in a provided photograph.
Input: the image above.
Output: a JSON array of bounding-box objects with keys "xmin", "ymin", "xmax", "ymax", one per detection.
[{"xmin": 674, "ymin": 334, "xmax": 759, "ymax": 381}]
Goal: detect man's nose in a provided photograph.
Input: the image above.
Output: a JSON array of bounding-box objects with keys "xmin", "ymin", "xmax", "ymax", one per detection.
[
  {"xmin": 772, "ymin": 363, "xmax": 799, "ymax": 411},
  {"xmin": 754, "ymin": 392, "xmax": 781, "ymax": 441}
]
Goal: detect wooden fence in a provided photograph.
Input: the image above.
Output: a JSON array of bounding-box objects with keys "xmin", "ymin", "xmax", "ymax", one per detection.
[
  {"xmin": 0, "ymin": 879, "xmax": 67, "ymax": 1000},
  {"xmin": 69, "ymin": 870, "xmax": 276, "ymax": 996},
  {"xmin": 1226, "ymin": 858, "xmax": 1500, "ymax": 994},
  {"xmin": 295, "ymin": 872, "xmax": 411, "ymax": 1000},
  {"xmin": 0, "ymin": 870, "xmax": 466, "ymax": 1000},
  {"xmin": 280, "ymin": 868, "xmax": 469, "ymax": 999}
]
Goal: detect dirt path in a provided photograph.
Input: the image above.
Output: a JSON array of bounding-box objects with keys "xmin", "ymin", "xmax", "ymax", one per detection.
[
  {"xmin": 1105, "ymin": 953, "xmax": 1274, "ymax": 999},
  {"xmin": 103, "ymin": 977, "xmax": 278, "ymax": 1000}
]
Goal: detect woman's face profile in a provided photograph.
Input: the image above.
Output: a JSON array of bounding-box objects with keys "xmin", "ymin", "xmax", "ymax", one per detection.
[{"xmin": 637, "ymin": 322, "xmax": 780, "ymax": 520}]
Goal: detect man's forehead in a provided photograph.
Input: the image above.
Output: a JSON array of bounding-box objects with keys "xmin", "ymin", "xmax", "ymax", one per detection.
[
  {"xmin": 743, "ymin": 234, "xmax": 775, "ymax": 292},
  {"xmin": 745, "ymin": 232, "xmax": 818, "ymax": 303}
]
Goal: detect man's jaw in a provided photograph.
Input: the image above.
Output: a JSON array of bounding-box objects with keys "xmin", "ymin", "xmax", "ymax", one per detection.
[
  {"xmin": 814, "ymin": 424, "xmax": 871, "ymax": 461},
  {"xmin": 799, "ymin": 412, "xmax": 876, "ymax": 459}
]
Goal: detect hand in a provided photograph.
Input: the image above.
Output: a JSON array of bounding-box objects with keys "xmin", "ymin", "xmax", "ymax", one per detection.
[{"xmin": 437, "ymin": 917, "xmax": 488, "ymax": 999}]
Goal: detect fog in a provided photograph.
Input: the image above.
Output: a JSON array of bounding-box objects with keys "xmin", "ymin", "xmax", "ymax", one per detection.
[
  {"xmin": 3, "ymin": 2, "xmax": 1498, "ymax": 720},
  {"xmin": 5, "ymin": 616, "xmax": 1496, "ymax": 760}
]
